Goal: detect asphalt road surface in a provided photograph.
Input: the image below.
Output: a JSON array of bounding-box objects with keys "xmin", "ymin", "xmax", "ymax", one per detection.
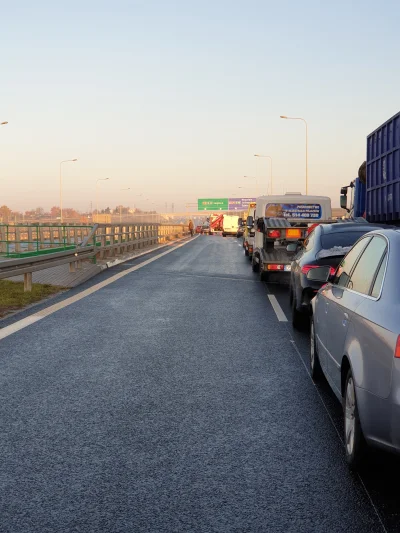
[{"xmin": 0, "ymin": 235, "xmax": 398, "ymax": 532}]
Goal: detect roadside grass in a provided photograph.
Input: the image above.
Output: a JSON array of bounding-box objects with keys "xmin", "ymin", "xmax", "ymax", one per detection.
[{"xmin": 0, "ymin": 280, "xmax": 64, "ymax": 318}]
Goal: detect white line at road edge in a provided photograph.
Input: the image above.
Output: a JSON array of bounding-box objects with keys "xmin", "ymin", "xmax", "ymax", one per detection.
[
  {"xmin": 0, "ymin": 238, "xmax": 194, "ymax": 341},
  {"xmin": 267, "ymin": 294, "xmax": 288, "ymax": 322}
]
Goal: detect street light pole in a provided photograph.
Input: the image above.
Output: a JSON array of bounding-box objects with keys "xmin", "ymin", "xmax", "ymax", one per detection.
[
  {"xmin": 59, "ymin": 159, "xmax": 78, "ymax": 223},
  {"xmin": 254, "ymin": 154, "xmax": 273, "ymax": 194},
  {"xmin": 96, "ymin": 178, "xmax": 110, "ymax": 221},
  {"xmin": 280, "ymin": 115, "xmax": 308, "ymax": 194},
  {"xmin": 119, "ymin": 188, "xmax": 131, "ymax": 223}
]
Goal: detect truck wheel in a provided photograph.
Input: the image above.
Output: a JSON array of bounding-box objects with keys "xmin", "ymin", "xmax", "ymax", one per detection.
[
  {"xmin": 245, "ymin": 249, "xmax": 249, "ymax": 257},
  {"xmin": 222, "ymin": 233, "xmax": 226, "ymax": 237}
]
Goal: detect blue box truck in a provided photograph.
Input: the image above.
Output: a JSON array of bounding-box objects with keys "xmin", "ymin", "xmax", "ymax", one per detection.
[{"xmin": 341, "ymin": 111, "xmax": 400, "ymax": 223}]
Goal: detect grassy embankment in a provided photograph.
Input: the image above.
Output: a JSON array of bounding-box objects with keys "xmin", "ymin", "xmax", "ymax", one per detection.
[{"xmin": 0, "ymin": 280, "xmax": 63, "ymax": 318}]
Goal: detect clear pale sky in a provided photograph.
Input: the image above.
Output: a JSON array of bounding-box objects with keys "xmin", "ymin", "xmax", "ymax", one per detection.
[{"xmin": 1, "ymin": 0, "xmax": 399, "ymax": 213}]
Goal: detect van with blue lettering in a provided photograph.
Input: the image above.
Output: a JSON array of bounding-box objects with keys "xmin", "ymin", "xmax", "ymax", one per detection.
[{"xmin": 247, "ymin": 193, "xmax": 332, "ymax": 282}]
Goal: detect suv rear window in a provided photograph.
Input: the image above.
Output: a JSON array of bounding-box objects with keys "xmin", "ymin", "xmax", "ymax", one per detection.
[{"xmin": 321, "ymin": 231, "xmax": 368, "ymax": 250}]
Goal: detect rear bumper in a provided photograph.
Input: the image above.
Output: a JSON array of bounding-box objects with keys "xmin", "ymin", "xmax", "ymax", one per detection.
[
  {"xmin": 262, "ymin": 264, "xmax": 292, "ymax": 273},
  {"xmin": 299, "ymin": 287, "xmax": 320, "ymax": 313},
  {"xmin": 298, "ymin": 277, "xmax": 325, "ymax": 313}
]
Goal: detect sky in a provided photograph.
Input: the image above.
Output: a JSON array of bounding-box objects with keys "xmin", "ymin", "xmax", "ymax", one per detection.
[{"xmin": 1, "ymin": 0, "xmax": 400, "ymax": 213}]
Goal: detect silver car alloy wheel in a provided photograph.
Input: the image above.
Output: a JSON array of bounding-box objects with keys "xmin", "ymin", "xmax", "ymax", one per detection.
[
  {"xmin": 345, "ymin": 377, "xmax": 356, "ymax": 456},
  {"xmin": 310, "ymin": 321, "xmax": 315, "ymax": 370}
]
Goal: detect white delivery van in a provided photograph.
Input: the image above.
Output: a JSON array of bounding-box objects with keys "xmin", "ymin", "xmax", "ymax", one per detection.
[{"xmin": 222, "ymin": 215, "xmax": 240, "ymax": 237}]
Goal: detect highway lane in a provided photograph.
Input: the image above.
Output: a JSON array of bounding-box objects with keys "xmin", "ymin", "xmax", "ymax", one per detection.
[{"xmin": 0, "ymin": 235, "xmax": 390, "ymax": 532}]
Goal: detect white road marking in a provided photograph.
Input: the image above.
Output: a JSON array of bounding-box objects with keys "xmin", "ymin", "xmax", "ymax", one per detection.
[
  {"xmin": 0, "ymin": 315, "xmax": 42, "ymax": 339},
  {"xmin": 267, "ymin": 294, "xmax": 288, "ymax": 322},
  {"xmin": 0, "ymin": 238, "xmax": 194, "ymax": 341}
]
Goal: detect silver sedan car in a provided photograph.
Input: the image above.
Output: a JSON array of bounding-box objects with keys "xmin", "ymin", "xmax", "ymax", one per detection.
[{"xmin": 309, "ymin": 228, "xmax": 400, "ymax": 470}]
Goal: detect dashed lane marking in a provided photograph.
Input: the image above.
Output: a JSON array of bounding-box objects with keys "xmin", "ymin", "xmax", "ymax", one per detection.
[{"xmin": 267, "ymin": 294, "xmax": 288, "ymax": 322}]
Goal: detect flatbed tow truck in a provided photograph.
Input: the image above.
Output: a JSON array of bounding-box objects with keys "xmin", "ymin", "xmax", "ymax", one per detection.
[{"xmin": 248, "ymin": 193, "xmax": 332, "ymax": 282}]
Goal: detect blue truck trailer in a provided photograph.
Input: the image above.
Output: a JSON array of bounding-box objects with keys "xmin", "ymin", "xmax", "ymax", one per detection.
[{"xmin": 341, "ymin": 111, "xmax": 400, "ymax": 223}]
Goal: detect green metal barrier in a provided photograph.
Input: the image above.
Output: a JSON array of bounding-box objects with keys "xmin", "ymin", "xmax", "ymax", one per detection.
[{"xmin": 0, "ymin": 224, "xmax": 94, "ymax": 258}]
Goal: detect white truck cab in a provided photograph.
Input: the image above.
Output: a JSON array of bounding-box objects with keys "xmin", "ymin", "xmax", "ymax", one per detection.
[{"xmin": 249, "ymin": 193, "xmax": 332, "ymax": 281}]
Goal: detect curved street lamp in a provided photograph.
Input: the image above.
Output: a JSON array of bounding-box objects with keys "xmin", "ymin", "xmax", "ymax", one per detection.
[{"xmin": 280, "ymin": 115, "xmax": 308, "ymax": 194}]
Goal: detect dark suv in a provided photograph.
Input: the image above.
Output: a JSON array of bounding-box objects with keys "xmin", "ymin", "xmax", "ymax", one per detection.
[{"xmin": 289, "ymin": 222, "xmax": 384, "ymax": 328}]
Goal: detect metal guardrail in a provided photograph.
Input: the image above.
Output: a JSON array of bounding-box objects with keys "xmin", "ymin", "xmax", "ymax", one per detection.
[
  {"xmin": 0, "ymin": 224, "xmax": 93, "ymax": 258},
  {"xmin": 0, "ymin": 247, "xmax": 95, "ymax": 291},
  {"xmin": 0, "ymin": 223, "xmax": 188, "ymax": 258},
  {"xmin": 0, "ymin": 223, "xmax": 189, "ymax": 291}
]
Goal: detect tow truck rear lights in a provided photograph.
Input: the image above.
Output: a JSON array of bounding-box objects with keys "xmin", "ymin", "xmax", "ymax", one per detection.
[
  {"xmin": 267, "ymin": 264, "xmax": 284, "ymax": 271},
  {"xmin": 268, "ymin": 230, "xmax": 281, "ymax": 238},
  {"xmin": 286, "ymin": 228, "xmax": 302, "ymax": 238},
  {"xmin": 301, "ymin": 265, "xmax": 336, "ymax": 276},
  {"xmin": 395, "ymin": 336, "xmax": 400, "ymax": 358}
]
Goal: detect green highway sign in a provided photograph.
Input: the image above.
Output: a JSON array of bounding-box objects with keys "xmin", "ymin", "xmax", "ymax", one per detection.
[{"xmin": 198, "ymin": 198, "xmax": 229, "ymax": 211}]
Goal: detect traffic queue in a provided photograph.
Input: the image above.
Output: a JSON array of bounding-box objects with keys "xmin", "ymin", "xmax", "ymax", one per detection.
[{"xmin": 236, "ymin": 151, "xmax": 400, "ymax": 470}]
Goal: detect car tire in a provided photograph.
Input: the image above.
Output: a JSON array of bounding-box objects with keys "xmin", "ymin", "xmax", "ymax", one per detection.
[
  {"xmin": 310, "ymin": 318, "xmax": 322, "ymax": 381},
  {"xmin": 291, "ymin": 292, "xmax": 306, "ymax": 330},
  {"xmin": 343, "ymin": 369, "xmax": 367, "ymax": 470}
]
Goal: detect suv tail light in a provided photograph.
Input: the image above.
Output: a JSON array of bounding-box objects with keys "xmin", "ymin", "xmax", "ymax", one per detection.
[
  {"xmin": 301, "ymin": 265, "xmax": 336, "ymax": 276},
  {"xmin": 268, "ymin": 230, "xmax": 281, "ymax": 238},
  {"xmin": 395, "ymin": 336, "xmax": 400, "ymax": 358}
]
